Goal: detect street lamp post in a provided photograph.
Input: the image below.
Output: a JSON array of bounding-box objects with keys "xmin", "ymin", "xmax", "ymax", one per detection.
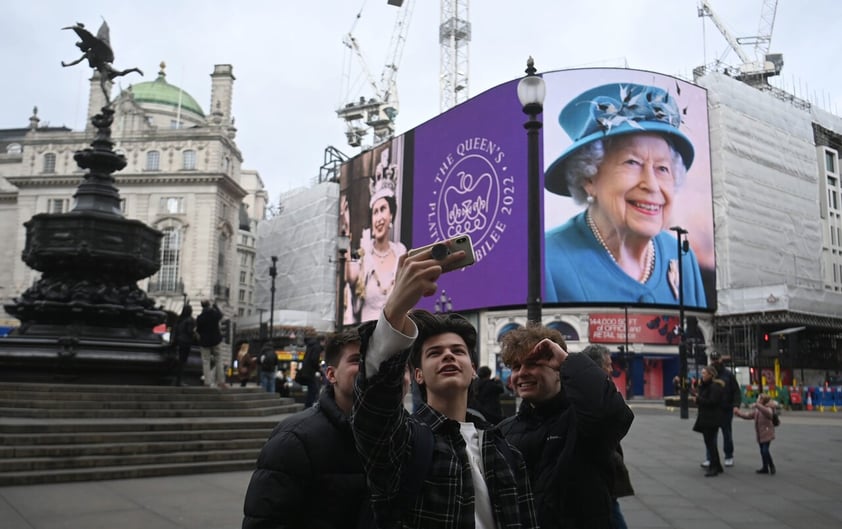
[
  {"xmin": 269, "ymin": 256, "xmax": 278, "ymax": 341},
  {"xmin": 434, "ymin": 290, "xmax": 453, "ymax": 315},
  {"xmin": 256, "ymin": 308, "xmax": 267, "ymax": 339},
  {"xmin": 670, "ymin": 226, "xmax": 690, "ymax": 419},
  {"xmin": 517, "ymin": 56, "xmax": 546, "ymax": 325},
  {"xmin": 336, "ymin": 232, "xmax": 350, "ymax": 330}
]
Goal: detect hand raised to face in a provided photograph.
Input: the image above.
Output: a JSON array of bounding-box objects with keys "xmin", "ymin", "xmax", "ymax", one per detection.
[{"xmin": 524, "ymin": 338, "xmax": 569, "ymax": 371}]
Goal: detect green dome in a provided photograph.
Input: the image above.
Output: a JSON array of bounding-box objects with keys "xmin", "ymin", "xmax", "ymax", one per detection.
[{"xmin": 129, "ymin": 68, "xmax": 204, "ymax": 117}]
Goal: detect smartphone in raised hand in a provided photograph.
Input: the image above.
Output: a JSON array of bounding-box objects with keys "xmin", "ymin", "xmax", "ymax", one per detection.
[{"xmin": 406, "ymin": 234, "xmax": 476, "ymax": 273}]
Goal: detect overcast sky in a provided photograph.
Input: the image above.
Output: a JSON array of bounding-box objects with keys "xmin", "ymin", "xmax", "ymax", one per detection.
[{"xmin": 5, "ymin": 1, "xmax": 841, "ymax": 204}]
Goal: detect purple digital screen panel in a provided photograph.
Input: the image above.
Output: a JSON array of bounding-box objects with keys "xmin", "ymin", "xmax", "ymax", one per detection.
[{"xmin": 409, "ymin": 78, "xmax": 537, "ymax": 313}]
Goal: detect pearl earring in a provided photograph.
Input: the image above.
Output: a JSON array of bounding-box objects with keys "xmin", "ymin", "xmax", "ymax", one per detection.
[{"xmin": 586, "ymin": 195, "xmax": 594, "ymax": 204}]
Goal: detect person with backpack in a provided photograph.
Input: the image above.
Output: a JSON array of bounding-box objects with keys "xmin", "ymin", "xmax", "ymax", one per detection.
[
  {"xmin": 242, "ymin": 329, "xmax": 411, "ymax": 528},
  {"xmin": 497, "ymin": 330, "xmax": 634, "ymax": 529},
  {"xmin": 734, "ymin": 393, "xmax": 778, "ymax": 475},
  {"xmin": 352, "ymin": 247, "xmax": 538, "ymax": 529},
  {"xmin": 258, "ymin": 344, "xmax": 278, "ymax": 394}
]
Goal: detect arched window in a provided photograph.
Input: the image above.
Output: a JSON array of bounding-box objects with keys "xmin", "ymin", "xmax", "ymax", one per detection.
[
  {"xmin": 546, "ymin": 321, "xmax": 580, "ymax": 342},
  {"xmin": 6, "ymin": 143, "xmax": 22, "ymax": 154},
  {"xmin": 146, "ymin": 150, "xmax": 160, "ymax": 171},
  {"xmin": 183, "ymin": 149, "xmax": 196, "ymax": 170},
  {"xmin": 43, "ymin": 153, "xmax": 56, "ymax": 173},
  {"xmin": 497, "ymin": 322, "xmax": 523, "ymax": 343},
  {"xmin": 158, "ymin": 227, "xmax": 182, "ymax": 292}
]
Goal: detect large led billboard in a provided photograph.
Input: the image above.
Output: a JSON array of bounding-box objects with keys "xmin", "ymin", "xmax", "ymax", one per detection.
[{"xmin": 338, "ymin": 68, "xmax": 715, "ymax": 321}]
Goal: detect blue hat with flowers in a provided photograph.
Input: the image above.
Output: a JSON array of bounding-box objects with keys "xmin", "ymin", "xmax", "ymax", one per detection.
[{"xmin": 544, "ymin": 82, "xmax": 695, "ymax": 196}]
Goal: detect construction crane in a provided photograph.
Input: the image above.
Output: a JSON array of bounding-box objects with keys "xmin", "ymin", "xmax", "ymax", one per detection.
[
  {"xmin": 697, "ymin": 0, "xmax": 783, "ymax": 86},
  {"xmin": 337, "ymin": 1, "xmax": 414, "ymax": 148},
  {"xmin": 439, "ymin": 0, "xmax": 470, "ymax": 111}
]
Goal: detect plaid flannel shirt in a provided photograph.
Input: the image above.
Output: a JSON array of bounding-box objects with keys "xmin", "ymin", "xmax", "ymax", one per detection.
[{"xmin": 352, "ymin": 317, "xmax": 538, "ymax": 529}]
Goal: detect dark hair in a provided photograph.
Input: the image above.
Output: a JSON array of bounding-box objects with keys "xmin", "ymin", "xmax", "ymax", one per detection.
[
  {"xmin": 581, "ymin": 344, "xmax": 611, "ymax": 366},
  {"xmin": 179, "ymin": 304, "xmax": 192, "ymax": 319},
  {"xmin": 499, "ymin": 323, "xmax": 566, "ymax": 367},
  {"xmin": 477, "ymin": 365, "xmax": 492, "ymax": 379},
  {"xmin": 369, "ymin": 195, "xmax": 397, "ymax": 224},
  {"xmin": 324, "ymin": 329, "xmax": 361, "ymax": 367},
  {"xmin": 408, "ymin": 310, "xmax": 477, "ymax": 370}
]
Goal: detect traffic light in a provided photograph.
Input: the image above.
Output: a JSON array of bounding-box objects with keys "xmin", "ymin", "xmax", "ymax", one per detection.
[{"xmin": 221, "ymin": 319, "xmax": 231, "ymax": 343}]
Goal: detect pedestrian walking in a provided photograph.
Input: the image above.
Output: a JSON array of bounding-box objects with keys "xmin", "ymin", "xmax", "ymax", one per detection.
[
  {"xmin": 172, "ymin": 303, "xmax": 195, "ymax": 386},
  {"xmin": 734, "ymin": 393, "xmax": 778, "ymax": 475},
  {"xmin": 471, "ymin": 365, "xmax": 505, "ymax": 424},
  {"xmin": 693, "ymin": 364, "xmax": 725, "ymax": 477},
  {"xmin": 258, "ymin": 343, "xmax": 278, "ymax": 394},
  {"xmin": 701, "ymin": 351, "xmax": 741, "ymax": 468},
  {"xmin": 296, "ymin": 337, "xmax": 324, "ymax": 408},
  {"xmin": 195, "ymin": 300, "xmax": 226, "ymax": 389}
]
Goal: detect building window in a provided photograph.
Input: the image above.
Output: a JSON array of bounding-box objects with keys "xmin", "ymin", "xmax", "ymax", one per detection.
[
  {"xmin": 43, "ymin": 153, "xmax": 56, "ymax": 173},
  {"xmin": 239, "ymin": 289, "xmax": 246, "ymax": 302},
  {"xmin": 223, "ymin": 156, "xmax": 231, "ymax": 173},
  {"xmin": 120, "ymin": 198, "xmax": 127, "ymax": 214},
  {"xmin": 170, "ymin": 120, "xmax": 183, "ymax": 129},
  {"xmin": 158, "ymin": 227, "xmax": 182, "ymax": 291},
  {"xmin": 146, "ymin": 150, "xmax": 160, "ymax": 171},
  {"xmin": 238, "ymin": 308, "xmax": 245, "ymax": 317},
  {"xmin": 218, "ymin": 232, "xmax": 229, "ymax": 282},
  {"xmin": 160, "ymin": 197, "xmax": 185, "ymax": 214},
  {"xmin": 826, "ymin": 150, "xmax": 837, "ymax": 174},
  {"xmin": 46, "ymin": 198, "xmax": 70, "ymax": 213},
  {"xmin": 240, "ymin": 270, "xmax": 247, "ymax": 284},
  {"xmin": 183, "ymin": 149, "xmax": 196, "ymax": 170}
]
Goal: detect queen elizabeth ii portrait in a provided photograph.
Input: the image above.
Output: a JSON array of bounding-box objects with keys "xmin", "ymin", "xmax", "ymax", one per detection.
[{"xmin": 543, "ymin": 76, "xmax": 712, "ymax": 308}]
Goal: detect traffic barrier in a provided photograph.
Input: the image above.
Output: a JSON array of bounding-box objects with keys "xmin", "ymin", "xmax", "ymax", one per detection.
[
  {"xmin": 789, "ymin": 386, "xmax": 803, "ymax": 411},
  {"xmin": 820, "ymin": 386, "xmax": 837, "ymax": 412},
  {"xmin": 776, "ymin": 385, "xmax": 790, "ymax": 409},
  {"xmin": 806, "ymin": 389, "xmax": 814, "ymax": 411}
]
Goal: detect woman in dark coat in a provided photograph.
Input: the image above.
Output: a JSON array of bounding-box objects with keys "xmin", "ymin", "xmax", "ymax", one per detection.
[{"xmin": 693, "ymin": 364, "xmax": 725, "ymax": 476}]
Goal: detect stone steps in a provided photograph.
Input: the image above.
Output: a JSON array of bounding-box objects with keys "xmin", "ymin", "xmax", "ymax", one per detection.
[{"xmin": 0, "ymin": 382, "xmax": 301, "ymax": 486}]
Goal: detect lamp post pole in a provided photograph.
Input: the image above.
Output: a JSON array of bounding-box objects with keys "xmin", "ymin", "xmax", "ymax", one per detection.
[
  {"xmin": 670, "ymin": 226, "xmax": 689, "ymax": 419},
  {"xmin": 269, "ymin": 256, "xmax": 277, "ymax": 342},
  {"xmin": 336, "ymin": 232, "xmax": 350, "ymax": 331},
  {"xmin": 517, "ymin": 57, "xmax": 546, "ymax": 325}
]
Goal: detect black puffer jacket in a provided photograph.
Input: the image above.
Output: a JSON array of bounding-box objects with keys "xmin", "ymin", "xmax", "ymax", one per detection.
[
  {"xmin": 498, "ymin": 354, "xmax": 634, "ymax": 529},
  {"xmin": 242, "ymin": 386, "xmax": 367, "ymax": 529}
]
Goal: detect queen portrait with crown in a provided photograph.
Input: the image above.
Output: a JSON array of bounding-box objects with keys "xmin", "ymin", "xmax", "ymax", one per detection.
[{"xmin": 342, "ymin": 147, "xmax": 407, "ymax": 323}]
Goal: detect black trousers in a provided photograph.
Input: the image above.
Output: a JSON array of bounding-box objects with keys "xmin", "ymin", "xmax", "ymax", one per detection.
[{"xmin": 703, "ymin": 428, "xmax": 723, "ymax": 471}]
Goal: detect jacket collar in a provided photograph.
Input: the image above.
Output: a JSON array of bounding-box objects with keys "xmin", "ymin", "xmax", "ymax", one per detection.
[
  {"xmin": 518, "ymin": 389, "xmax": 567, "ymax": 418},
  {"xmin": 318, "ymin": 386, "xmax": 350, "ymax": 429}
]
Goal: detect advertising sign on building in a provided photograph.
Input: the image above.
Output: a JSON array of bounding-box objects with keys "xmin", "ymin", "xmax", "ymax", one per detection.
[
  {"xmin": 588, "ymin": 313, "xmax": 681, "ymax": 345},
  {"xmin": 337, "ymin": 68, "xmax": 716, "ymax": 316}
]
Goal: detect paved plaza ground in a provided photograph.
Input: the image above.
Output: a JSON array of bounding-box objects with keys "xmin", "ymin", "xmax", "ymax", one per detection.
[{"xmin": 1, "ymin": 401, "xmax": 841, "ymax": 529}]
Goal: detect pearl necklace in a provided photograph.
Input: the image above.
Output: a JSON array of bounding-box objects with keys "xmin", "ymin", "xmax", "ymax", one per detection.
[
  {"xmin": 371, "ymin": 245, "xmax": 393, "ymax": 263},
  {"xmin": 587, "ymin": 210, "xmax": 655, "ymax": 283}
]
